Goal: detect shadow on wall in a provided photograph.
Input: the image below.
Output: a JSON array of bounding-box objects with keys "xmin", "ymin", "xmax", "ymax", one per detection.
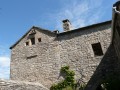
[{"xmin": 84, "ymin": 44, "xmax": 120, "ymax": 90}]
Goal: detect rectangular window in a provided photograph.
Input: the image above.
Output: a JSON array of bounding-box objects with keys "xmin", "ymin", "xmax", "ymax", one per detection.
[
  {"xmin": 38, "ymin": 38, "xmax": 41, "ymax": 42},
  {"xmin": 30, "ymin": 38, "xmax": 35, "ymax": 45},
  {"xmin": 25, "ymin": 42, "xmax": 29, "ymax": 46},
  {"xmin": 92, "ymin": 42, "xmax": 103, "ymax": 56}
]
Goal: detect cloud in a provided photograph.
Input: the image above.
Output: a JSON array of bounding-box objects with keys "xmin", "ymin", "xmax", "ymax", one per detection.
[
  {"xmin": 0, "ymin": 45, "xmax": 10, "ymax": 57},
  {"xmin": 0, "ymin": 44, "xmax": 10, "ymax": 79},
  {"xmin": 0, "ymin": 56, "xmax": 10, "ymax": 79},
  {"xmin": 37, "ymin": 0, "xmax": 112, "ymax": 32},
  {"xmin": 53, "ymin": 0, "xmax": 105, "ymax": 30},
  {"xmin": 0, "ymin": 57, "xmax": 10, "ymax": 67}
]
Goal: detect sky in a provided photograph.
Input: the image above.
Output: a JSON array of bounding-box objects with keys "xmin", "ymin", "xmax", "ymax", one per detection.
[{"xmin": 0, "ymin": 0, "xmax": 117, "ymax": 79}]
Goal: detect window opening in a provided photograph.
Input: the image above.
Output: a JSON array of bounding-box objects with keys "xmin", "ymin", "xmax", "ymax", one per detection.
[
  {"xmin": 38, "ymin": 38, "xmax": 41, "ymax": 42},
  {"xmin": 92, "ymin": 42, "xmax": 103, "ymax": 56},
  {"xmin": 30, "ymin": 38, "xmax": 35, "ymax": 45},
  {"xmin": 25, "ymin": 42, "xmax": 29, "ymax": 46}
]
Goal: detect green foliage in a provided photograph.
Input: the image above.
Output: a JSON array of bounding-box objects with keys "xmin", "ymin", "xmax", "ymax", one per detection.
[
  {"xmin": 50, "ymin": 66, "xmax": 86, "ymax": 90},
  {"xmin": 50, "ymin": 66, "xmax": 75, "ymax": 90},
  {"xmin": 62, "ymin": 86, "xmax": 73, "ymax": 90}
]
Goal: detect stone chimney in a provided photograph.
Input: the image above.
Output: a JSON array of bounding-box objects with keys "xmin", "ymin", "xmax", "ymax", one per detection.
[{"xmin": 62, "ymin": 19, "xmax": 73, "ymax": 32}]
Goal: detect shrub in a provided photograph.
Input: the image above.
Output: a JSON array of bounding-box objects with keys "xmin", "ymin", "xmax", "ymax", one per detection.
[
  {"xmin": 50, "ymin": 66, "xmax": 75, "ymax": 90},
  {"xmin": 50, "ymin": 65, "xmax": 86, "ymax": 90}
]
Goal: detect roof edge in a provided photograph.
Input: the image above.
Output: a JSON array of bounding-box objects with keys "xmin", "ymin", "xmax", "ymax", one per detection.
[
  {"xmin": 10, "ymin": 26, "xmax": 55, "ymax": 49},
  {"xmin": 10, "ymin": 20, "xmax": 112, "ymax": 49},
  {"xmin": 10, "ymin": 27, "xmax": 33, "ymax": 49},
  {"xmin": 58, "ymin": 20, "xmax": 111, "ymax": 35}
]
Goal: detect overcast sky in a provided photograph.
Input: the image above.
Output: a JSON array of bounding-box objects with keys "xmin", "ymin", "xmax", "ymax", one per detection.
[{"xmin": 0, "ymin": 0, "xmax": 116, "ymax": 79}]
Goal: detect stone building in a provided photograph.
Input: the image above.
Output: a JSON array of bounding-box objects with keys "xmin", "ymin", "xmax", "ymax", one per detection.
[
  {"xmin": 10, "ymin": 19, "xmax": 115, "ymax": 89},
  {"xmin": 0, "ymin": 1, "xmax": 119, "ymax": 90},
  {"xmin": 85, "ymin": 1, "xmax": 120, "ymax": 90}
]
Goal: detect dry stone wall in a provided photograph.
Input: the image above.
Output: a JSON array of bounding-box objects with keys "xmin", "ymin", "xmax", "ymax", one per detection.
[
  {"xmin": 10, "ymin": 29, "xmax": 58, "ymax": 88},
  {"xmin": 10, "ymin": 22, "xmax": 113, "ymax": 88},
  {"xmin": 0, "ymin": 79, "xmax": 48, "ymax": 90},
  {"xmin": 57, "ymin": 23, "xmax": 112, "ymax": 83}
]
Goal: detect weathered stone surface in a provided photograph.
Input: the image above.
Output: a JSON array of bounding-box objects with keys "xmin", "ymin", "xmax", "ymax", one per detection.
[
  {"xmin": 10, "ymin": 22, "xmax": 116, "ymax": 89},
  {"xmin": 85, "ymin": 44, "xmax": 119, "ymax": 90},
  {"xmin": 0, "ymin": 79, "xmax": 48, "ymax": 90}
]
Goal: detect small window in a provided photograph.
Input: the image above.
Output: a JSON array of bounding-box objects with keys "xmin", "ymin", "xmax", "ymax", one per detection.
[
  {"xmin": 38, "ymin": 38, "xmax": 41, "ymax": 42},
  {"xmin": 30, "ymin": 38, "xmax": 35, "ymax": 45},
  {"xmin": 25, "ymin": 42, "xmax": 29, "ymax": 46},
  {"xmin": 92, "ymin": 42, "xmax": 103, "ymax": 56}
]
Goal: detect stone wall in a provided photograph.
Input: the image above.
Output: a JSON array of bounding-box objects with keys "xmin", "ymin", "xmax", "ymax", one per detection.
[
  {"xmin": 10, "ymin": 28, "xmax": 58, "ymax": 88},
  {"xmin": 0, "ymin": 79, "xmax": 48, "ymax": 90},
  {"xmin": 10, "ymin": 22, "xmax": 114, "ymax": 88},
  {"xmin": 57, "ymin": 23, "xmax": 112, "ymax": 83},
  {"xmin": 84, "ymin": 44, "xmax": 119, "ymax": 90}
]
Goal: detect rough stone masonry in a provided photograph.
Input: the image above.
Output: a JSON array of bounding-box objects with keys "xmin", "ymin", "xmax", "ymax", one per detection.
[
  {"xmin": 9, "ymin": 20, "xmax": 118, "ymax": 90},
  {"xmin": 0, "ymin": 79, "xmax": 48, "ymax": 90}
]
